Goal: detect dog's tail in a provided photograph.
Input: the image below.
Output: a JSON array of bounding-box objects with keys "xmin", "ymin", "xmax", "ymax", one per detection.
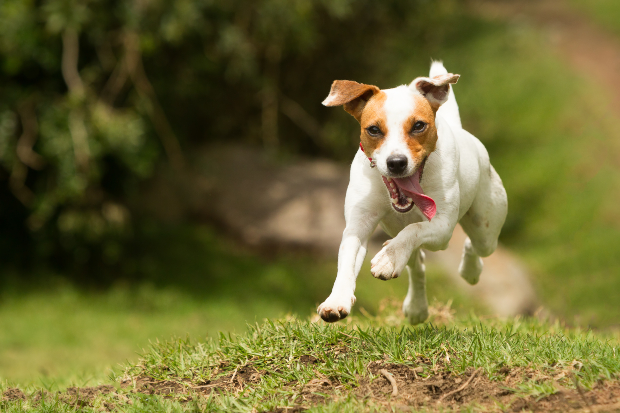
[{"xmin": 430, "ymin": 60, "xmax": 462, "ymax": 130}]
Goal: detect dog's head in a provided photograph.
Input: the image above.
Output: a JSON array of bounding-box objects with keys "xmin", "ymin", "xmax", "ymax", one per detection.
[{"xmin": 322, "ymin": 73, "xmax": 459, "ymax": 217}]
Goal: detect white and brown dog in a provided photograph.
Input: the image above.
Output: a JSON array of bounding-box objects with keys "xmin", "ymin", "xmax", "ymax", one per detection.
[{"xmin": 317, "ymin": 61, "xmax": 508, "ymax": 324}]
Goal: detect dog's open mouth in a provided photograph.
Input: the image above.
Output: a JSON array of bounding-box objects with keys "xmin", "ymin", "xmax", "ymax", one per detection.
[
  {"xmin": 383, "ymin": 176, "xmax": 415, "ymax": 213},
  {"xmin": 381, "ymin": 166, "xmax": 437, "ymax": 220}
]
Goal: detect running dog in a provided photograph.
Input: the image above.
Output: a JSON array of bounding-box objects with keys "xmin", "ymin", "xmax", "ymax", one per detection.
[{"xmin": 317, "ymin": 61, "xmax": 508, "ymax": 324}]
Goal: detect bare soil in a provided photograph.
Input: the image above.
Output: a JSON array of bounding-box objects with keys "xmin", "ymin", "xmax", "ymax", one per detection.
[
  {"xmin": 4, "ymin": 362, "xmax": 620, "ymax": 412},
  {"xmin": 359, "ymin": 362, "xmax": 620, "ymax": 412}
]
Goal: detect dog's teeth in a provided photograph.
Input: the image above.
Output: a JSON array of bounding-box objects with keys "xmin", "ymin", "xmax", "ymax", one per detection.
[
  {"xmin": 391, "ymin": 198, "xmax": 397, "ymax": 204},
  {"xmin": 390, "ymin": 183, "xmax": 395, "ymax": 188},
  {"xmin": 407, "ymin": 197, "xmax": 413, "ymax": 203}
]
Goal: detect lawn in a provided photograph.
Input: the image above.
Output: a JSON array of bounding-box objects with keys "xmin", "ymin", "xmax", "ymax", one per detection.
[{"xmin": 2, "ymin": 308, "xmax": 620, "ymax": 412}]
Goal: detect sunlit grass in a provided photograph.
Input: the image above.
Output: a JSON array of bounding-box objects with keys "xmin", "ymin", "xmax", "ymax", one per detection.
[
  {"xmin": 2, "ymin": 311, "xmax": 619, "ymax": 412},
  {"xmin": 127, "ymin": 315, "xmax": 620, "ymax": 390}
]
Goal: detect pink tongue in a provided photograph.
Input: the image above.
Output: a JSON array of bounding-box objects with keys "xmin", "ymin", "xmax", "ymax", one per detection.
[{"xmin": 393, "ymin": 170, "xmax": 436, "ymax": 221}]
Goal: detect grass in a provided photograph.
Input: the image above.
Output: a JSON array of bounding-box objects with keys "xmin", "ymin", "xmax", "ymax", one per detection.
[
  {"xmin": 0, "ymin": 224, "xmax": 476, "ymax": 387},
  {"xmin": 2, "ymin": 308, "xmax": 619, "ymax": 412},
  {"xmin": 130, "ymin": 315, "xmax": 617, "ymax": 390}
]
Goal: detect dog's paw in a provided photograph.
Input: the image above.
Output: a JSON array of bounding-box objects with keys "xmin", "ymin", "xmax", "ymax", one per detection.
[
  {"xmin": 459, "ymin": 255, "xmax": 483, "ymax": 285},
  {"xmin": 317, "ymin": 294, "xmax": 356, "ymax": 323},
  {"xmin": 402, "ymin": 297, "xmax": 429, "ymax": 325},
  {"xmin": 404, "ymin": 307, "xmax": 429, "ymax": 325},
  {"xmin": 370, "ymin": 240, "xmax": 409, "ymax": 280}
]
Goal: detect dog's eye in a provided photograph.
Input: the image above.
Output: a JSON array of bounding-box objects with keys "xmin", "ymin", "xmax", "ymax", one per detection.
[
  {"xmin": 366, "ymin": 126, "xmax": 383, "ymax": 137},
  {"xmin": 411, "ymin": 121, "xmax": 427, "ymax": 133}
]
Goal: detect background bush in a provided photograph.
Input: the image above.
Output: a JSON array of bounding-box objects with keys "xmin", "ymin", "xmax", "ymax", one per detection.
[
  {"xmin": 0, "ymin": 0, "xmax": 457, "ymax": 274},
  {"xmin": 1, "ymin": 0, "xmax": 620, "ymax": 327}
]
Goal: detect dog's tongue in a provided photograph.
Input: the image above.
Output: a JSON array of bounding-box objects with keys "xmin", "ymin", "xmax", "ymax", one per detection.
[{"xmin": 393, "ymin": 170, "xmax": 436, "ymax": 221}]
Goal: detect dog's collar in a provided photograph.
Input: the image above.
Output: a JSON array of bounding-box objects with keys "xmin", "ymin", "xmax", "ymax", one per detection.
[{"xmin": 359, "ymin": 143, "xmax": 376, "ymax": 168}]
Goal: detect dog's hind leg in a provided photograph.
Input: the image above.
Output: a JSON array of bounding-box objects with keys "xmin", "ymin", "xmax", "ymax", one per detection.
[
  {"xmin": 458, "ymin": 165, "xmax": 508, "ymax": 285},
  {"xmin": 458, "ymin": 237, "xmax": 484, "ymax": 285},
  {"xmin": 402, "ymin": 249, "xmax": 429, "ymax": 324}
]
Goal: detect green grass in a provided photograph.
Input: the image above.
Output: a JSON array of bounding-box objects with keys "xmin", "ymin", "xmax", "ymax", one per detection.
[
  {"xmin": 131, "ymin": 316, "xmax": 618, "ymax": 389},
  {"xmin": 0, "ymin": 224, "xmax": 476, "ymax": 387},
  {"xmin": 2, "ymin": 311, "xmax": 619, "ymax": 412}
]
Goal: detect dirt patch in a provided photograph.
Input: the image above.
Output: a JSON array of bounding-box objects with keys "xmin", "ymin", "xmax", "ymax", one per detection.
[
  {"xmin": 3, "ymin": 385, "xmax": 123, "ymax": 410},
  {"xmin": 117, "ymin": 365, "xmax": 264, "ymax": 398},
  {"xmin": 267, "ymin": 362, "xmax": 620, "ymax": 412},
  {"xmin": 197, "ymin": 364, "xmax": 263, "ymax": 394},
  {"xmin": 361, "ymin": 362, "xmax": 509, "ymax": 409},
  {"xmin": 4, "ymin": 363, "xmax": 620, "ymax": 412},
  {"xmin": 364, "ymin": 363, "xmax": 620, "ymax": 412},
  {"xmin": 291, "ymin": 375, "xmax": 343, "ymax": 406},
  {"xmin": 123, "ymin": 376, "xmax": 187, "ymax": 395},
  {"xmin": 299, "ymin": 355, "xmax": 318, "ymax": 365},
  {"xmin": 58, "ymin": 386, "xmax": 117, "ymax": 409},
  {"xmin": 265, "ymin": 408, "xmax": 305, "ymax": 413},
  {"xmin": 121, "ymin": 364, "xmax": 265, "ymax": 397},
  {"xmin": 2, "ymin": 388, "xmax": 26, "ymax": 402},
  {"xmin": 509, "ymin": 382, "xmax": 620, "ymax": 413}
]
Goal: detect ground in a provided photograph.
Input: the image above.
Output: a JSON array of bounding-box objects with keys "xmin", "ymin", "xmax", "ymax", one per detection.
[{"xmin": 2, "ymin": 304, "xmax": 620, "ymax": 412}]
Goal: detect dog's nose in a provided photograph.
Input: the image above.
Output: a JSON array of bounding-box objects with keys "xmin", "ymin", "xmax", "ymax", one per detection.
[{"xmin": 386, "ymin": 155, "xmax": 408, "ymax": 174}]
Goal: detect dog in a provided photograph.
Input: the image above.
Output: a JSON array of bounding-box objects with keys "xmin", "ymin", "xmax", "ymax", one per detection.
[{"xmin": 317, "ymin": 61, "xmax": 508, "ymax": 324}]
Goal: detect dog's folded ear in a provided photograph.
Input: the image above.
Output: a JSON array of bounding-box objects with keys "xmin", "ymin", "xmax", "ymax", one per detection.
[
  {"xmin": 410, "ymin": 73, "xmax": 460, "ymax": 111},
  {"xmin": 323, "ymin": 80, "xmax": 380, "ymax": 121}
]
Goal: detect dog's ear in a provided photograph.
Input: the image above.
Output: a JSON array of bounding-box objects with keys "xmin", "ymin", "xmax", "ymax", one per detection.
[
  {"xmin": 410, "ymin": 73, "xmax": 460, "ymax": 111},
  {"xmin": 322, "ymin": 80, "xmax": 380, "ymax": 121}
]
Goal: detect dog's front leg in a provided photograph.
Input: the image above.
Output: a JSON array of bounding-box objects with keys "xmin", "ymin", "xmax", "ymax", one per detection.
[
  {"xmin": 318, "ymin": 211, "xmax": 379, "ymax": 322},
  {"xmin": 371, "ymin": 211, "xmax": 458, "ymax": 280}
]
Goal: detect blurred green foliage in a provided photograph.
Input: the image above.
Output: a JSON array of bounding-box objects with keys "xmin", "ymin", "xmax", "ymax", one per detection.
[
  {"xmin": 570, "ymin": 0, "xmax": 620, "ymax": 36},
  {"xmin": 1, "ymin": 0, "xmax": 619, "ymax": 328},
  {"xmin": 0, "ymin": 0, "xmax": 455, "ymax": 273}
]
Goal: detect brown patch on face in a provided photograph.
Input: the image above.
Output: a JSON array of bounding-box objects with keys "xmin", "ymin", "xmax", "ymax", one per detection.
[
  {"xmin": 358, "ymin": 91, "xmax": 388, "ymax": 157},
  {"xmin": 403, "ymin": 94, "xmax": 438, "ymax": 165}
]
